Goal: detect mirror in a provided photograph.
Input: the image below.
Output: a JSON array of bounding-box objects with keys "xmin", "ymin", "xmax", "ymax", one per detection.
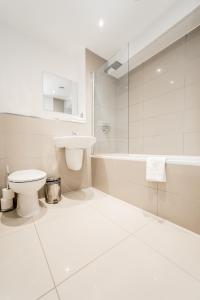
[{"xmin": 43, "ymin": 72, "xmax": 83, "ymax": 119}]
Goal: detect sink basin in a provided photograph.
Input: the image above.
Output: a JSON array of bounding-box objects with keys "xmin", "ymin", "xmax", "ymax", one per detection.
[
  {"xmin": 54, "ymin": 136, "xmax": 96, "ymax": 171},
  {"xmin": 54, "ymin": 136, "xmax": 96, "ymax": 149}
]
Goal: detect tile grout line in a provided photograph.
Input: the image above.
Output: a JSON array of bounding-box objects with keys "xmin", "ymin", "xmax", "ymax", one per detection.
[
  {"xmin": 36, "ymin": 193, "xmax": 156, "ymax": 291},
  {"xmin": 90, "ymin": 201, "xmax": 156, "ymax": 235},
  {"xmin": 36, "ymin": 288, "xmax": 55, "ymax": 300},
  {"xmin": 35, "ymin": 189, "xmax": 200, "ymax": 296},
  {"xmin": 56, "ymin": 233, "xmax": 133, "ymax": 288},
  {"xmin": 128, "ymin": 220, "xmax": 157, "ymax": 235},
  {"xmin": 33, "ymin": 223, "xmax": 61, "ymax": 300},
  {"xmin": 88, "ymin": 203, "xmax": 132, "ymax": 234},
  {"xmin": 88, "ymin": 190, "xmax": 157, "ymax": 233},
  {"xmin": 55, "ymin": 218, "xmax": 157, "ymax": 289},
  {"xmin": 133, "ymin": 233, "xmax": 200, "ymax": 285}
]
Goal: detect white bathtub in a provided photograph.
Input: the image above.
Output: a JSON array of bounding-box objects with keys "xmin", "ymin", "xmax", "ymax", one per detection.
[{"xmin": 91, "ymin": 153, "xmax": 200, "ymax": 166}]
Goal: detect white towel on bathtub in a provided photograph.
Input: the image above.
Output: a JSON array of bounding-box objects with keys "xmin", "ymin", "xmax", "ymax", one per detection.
[{"xmin": 146, "ymin": 157, "xmax": 166, "ymax": 182}]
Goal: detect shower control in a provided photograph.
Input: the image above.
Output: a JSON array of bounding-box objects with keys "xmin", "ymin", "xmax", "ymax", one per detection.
[{"xmin": 101, "ymin": 123, "xmax": 111, "ymax": 135}]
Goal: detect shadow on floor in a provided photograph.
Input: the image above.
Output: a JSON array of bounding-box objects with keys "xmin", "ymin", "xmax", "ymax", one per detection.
[
  {"xmin": 0, "ymin": 201, "xmax": 48, "ymax": 227},
  {"xmin": 62, "ymin": 189, "xmax": 95, "ymax": 202}
]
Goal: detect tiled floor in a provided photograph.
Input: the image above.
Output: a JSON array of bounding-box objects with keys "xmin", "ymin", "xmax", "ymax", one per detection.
[{"xmin": 0, "ymin": 188, "xmax": 200, "ymax": 299}]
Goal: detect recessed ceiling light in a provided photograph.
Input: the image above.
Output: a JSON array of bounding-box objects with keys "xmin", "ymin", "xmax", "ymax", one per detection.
[
  {"xmin": 156, "ymin": 68, "xmax": 162, "ymax": 73},
  {"xmin": 170, "ymin": 80, "xmax": 175, "ymax": 84},
  {"xmin": 98, "ymin": 19, "xmax": 104, "ymax": 28}
]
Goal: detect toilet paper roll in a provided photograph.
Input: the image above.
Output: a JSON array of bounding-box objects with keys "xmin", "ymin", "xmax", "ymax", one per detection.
[
  {"xmin": 1, "ymin": 198, "xmax": 13, "ymax": 211},
  {"xmin": 2, "ymin": 188, "xmax": 14, "ymax": 200}
]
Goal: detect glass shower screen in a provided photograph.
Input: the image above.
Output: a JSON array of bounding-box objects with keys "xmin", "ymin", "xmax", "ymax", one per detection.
[{"xmin": 93, "ymin": 44, "xmax": 129, "ymax": 154}]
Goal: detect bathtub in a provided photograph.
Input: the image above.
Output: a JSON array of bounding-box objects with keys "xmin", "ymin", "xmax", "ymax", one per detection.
[
  {"xmin": 91, "ymin": 153, "xmax": 200, "ymax": 166},
  {"xmin": 91, "ymin": 153, "xmax": 200, "ymax": 234}
]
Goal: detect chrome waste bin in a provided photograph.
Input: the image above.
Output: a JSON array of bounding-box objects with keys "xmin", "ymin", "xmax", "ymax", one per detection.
[{"xmin": 45, "ymin": 177, "xmax": 61, "ymax": 204}]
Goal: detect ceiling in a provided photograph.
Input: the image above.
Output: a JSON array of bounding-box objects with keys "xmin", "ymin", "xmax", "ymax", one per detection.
[{"xmin": 0, "ymin": 0, "xmax": 200, "ymax": 59}]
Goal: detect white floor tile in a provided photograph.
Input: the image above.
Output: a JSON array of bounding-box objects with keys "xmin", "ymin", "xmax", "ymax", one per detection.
[
  {"xmin": 135, "ymin": 219, "xmax": 200, "ymax": 280},
  {"xmin": 57, "ymin": 235, "xmax": 200, "ymax": 300},
  {"xmin": 0, "ymin": 209, "xmax": 34, "ymax": 237},
  {"xmin": 63, "ymin": 188, "xmax": 97, "ymax": 203},
  {"xmin": 39, "ymin": 289, "xmax": 59, "ymax": 300},
  {"xmin": 36, "ymin": 204, "xmax": 128, "ymax": 285},
  {"xmin": 90, "ymin": 188, "xmax": 155, "ymax": 232},
  {"xmin": 0, "ymin": 224, "xmax": 54, "ymax": 300},
  {"xmin": 1, "ymin": 188, "xmax": 200, "ymax": 300},
  {"xmin": 34, "ymin": 190, "xmax": 94, "ymax": 225}
]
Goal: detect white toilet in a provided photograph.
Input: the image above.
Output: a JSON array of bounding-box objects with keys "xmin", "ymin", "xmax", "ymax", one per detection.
[{"xmin": 8, "ymin": 169, "xmax": 47, "ymax": 218}]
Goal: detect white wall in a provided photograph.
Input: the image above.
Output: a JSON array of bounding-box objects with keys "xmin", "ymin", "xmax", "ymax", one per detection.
[{"xmin": 0, "ymin": 24, "xmax": 85, "ymax": 119}]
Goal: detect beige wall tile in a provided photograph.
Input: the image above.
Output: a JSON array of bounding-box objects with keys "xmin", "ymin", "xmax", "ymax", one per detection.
[
  {"xmin": 54, "ymin": 149, "xmax": 89, "ymax": 193},
  {"xmin": 0, "ymin": 115, "xmax": 5, "ymax": 133},
  {"xmin": 127, "ymin": 27, "xmax": 200, "ymax": 156},
  {"xmin": 185, "ymin": 84, "xmax": 200, "ymax": 110},
  {"xmin": 185, "ymin": 57, "xmax": 200, "ymax": 86},
  {"xmin": 129, "ymin": 64, "xmax": 144, "ymax": 86},
  {"xmin": 130, "ymin": 138, "xmax": 144, "ymax": 154},
  {"xmin": 91, "ymin": 158, "xmax": 117, "ymax": 194},
  {"xmin": 133, "ymin": 138, "xmax": 144, "ymax": 153},
  {"xmin": 91, "ymin": 158, "xmax": 157, "ymax": 214},
  {"xmin": 142, "ymin": 55, "xmax": 162, "ymax": 83},
  {"xmin": 115, "ymin": 159, "xmax": 156, "ymax": 188},
  {"xmin": 92, "ymin": 157, "xmax": 156, "ymax": 189},
  {"xmin": 113, "ymin": 182, "xmax": 157, "ymax": 214},
  {"xmin": 143, "ymin": 113, "xmax": 183, "ymax": 137},
  {"xmin": 128, "ymin": 138, "xmax": 134, "ymax": 153},
  {"xmin": 143, "ymin": 89, "xmax": 184, "ymax": 119},
  {"xmin": 116, "ymin": 139, "xmax": 129, "ymax": 153},
  {"xmin": 5, "ymin": 133, "xmax": 31, "ymax": 159},
  {"xmin": 132, "ymin": 121, "xmax": 143, "ymax": 139},
  {"xmin": 184, "ymin": 109, "xmax": 200, "ymax": 132},
  {"xmin": 158, "ymin": 164, "xmax": 200, "ymax": 199},
  {"xmin": 0, "ymin": 132, "xmax": 5, "ymax": 158},
  {"xmin": 184, "ymin": 132, "xmax": 200, "ymax": 155},
  {"xmin": 115, "ymin": 127, "xmax": 128, "ymax": 140},
  {"xmin": 143, "ymin": 38, "xmax": 185, "ymax": 83},
  {"xmin": 92, "ymin": 156, "xmax": 200, "ymax": 233},
  {"xmin": 129, "ymin": 122, "xmax": 134, "ymax": 139},
  {"xmin": 116, "ymin": 106, "xmax": 128, "ymax": 125},
  {"xmin": 129, "ymin": 103, "xmax": 143, "ymax": 122},
  {"xmin": 6, "ymin": 157, "xmax": 45, "ymax": 173},
  {"xmin": 4, "ymin": 132, "xmax": 55, "ymax": 160},
  {"xmin": 158, "ymin": 190, "xmax": 200, "ymax": 234},
  {"xmin": 1, "ymin": 115, "xmax": 81, "ymax": 185},
  {"xmin": 143, "ymin": 134, "xmax": 183, "ymax": 155},
  {"xmin": 143, "ymin": 69, "xmax": 184, "ymax": 102},
  {"xmin": 129, "ymin": 84, "xmax": 144, "ymax": 106}
]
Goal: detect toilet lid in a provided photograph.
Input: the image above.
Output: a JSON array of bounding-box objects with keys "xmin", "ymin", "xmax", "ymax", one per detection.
[{"xmin": 8, "ymin": 169, "xmax": 47, "ymax": 183}]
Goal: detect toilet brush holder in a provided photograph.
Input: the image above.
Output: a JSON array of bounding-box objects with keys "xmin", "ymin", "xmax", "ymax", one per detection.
[{"xmin": 0, "ymin": 188, "xmax": 15, "ymax": 212}]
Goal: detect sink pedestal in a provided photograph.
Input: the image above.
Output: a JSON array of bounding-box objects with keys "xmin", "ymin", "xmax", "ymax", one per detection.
[
  {"xmin": 54, "ymin": 135, "xmax": 96, "ymax": 171},
  {"xmin": 65, "ymin": 149, "xmax": 83, "ymax": 171}
]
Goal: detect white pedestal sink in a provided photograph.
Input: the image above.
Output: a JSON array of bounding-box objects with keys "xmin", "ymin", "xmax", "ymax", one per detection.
[{"xmin": 54, "ymin": 136, "xmax": 96, "ymax": 171}]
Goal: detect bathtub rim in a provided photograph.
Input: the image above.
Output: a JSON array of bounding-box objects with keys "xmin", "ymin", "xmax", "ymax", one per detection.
[{"xmin": 91, "ymin": 153, "xmax": 200, "ymax": 166}]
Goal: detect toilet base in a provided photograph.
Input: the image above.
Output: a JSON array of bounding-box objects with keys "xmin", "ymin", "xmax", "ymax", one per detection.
[{"xmin": 16, "ymin": 192, "xmax": 40, "ymax": 218}]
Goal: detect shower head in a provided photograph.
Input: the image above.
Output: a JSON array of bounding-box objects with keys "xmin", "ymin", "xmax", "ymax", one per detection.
[{"xmin": 104, "ymin": 61, "xmax": 122, "ymax": 73}]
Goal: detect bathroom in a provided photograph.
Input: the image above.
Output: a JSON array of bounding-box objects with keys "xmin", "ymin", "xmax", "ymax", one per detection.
[{"xmin": 0, "ymin": 0, "xmax": 200, "ymax": 299}]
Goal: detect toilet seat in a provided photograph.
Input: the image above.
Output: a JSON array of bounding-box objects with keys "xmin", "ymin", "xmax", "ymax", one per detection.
[{"xmin": 8, "ymin": 169, "xmax": 46, "ymax": 183}]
